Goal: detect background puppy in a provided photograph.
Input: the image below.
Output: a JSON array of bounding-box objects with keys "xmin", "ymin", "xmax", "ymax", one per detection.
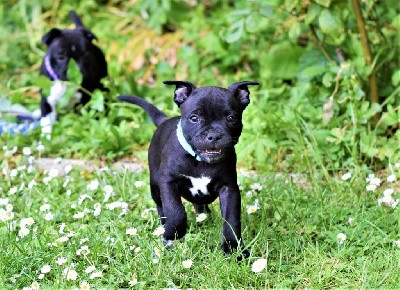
[
  {"xmin": 40, "ymin": 10, "xmax": 108, "ymax": 115},
  {"xmin": 119, "ymin": 80, "xmax": 258, "ymax": 260}
]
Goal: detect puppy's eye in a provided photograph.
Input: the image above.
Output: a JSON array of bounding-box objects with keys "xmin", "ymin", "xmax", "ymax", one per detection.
[
  {"xmin": 227, "ymin": 115, "xmax": 237, "ymax": 123},
  {"xmin": 189, "ymin": 115, "xmax": 199, "ymax": 123},
  {"xmin": 56, "ymin": 54, "xmax": 67, "ymax": 61}
]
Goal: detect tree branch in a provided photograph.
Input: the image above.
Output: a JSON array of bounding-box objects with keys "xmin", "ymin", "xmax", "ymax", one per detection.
[{"xmin": 351, "ymin": 0, "xmax": 379, "ymax": 105}]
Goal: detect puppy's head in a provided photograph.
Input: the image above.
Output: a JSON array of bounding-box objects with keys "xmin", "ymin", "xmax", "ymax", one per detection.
[
  {"xmin": 41, "ymin": 27, "xmax": 97, "ymax": 80},
  {"xmin": 164, "ymin": 81, "xmax": 259, "ymax": 163}
]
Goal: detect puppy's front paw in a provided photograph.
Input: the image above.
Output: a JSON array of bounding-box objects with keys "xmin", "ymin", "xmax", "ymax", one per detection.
[
  {"xmin": 222, "ymin": 241, "xmax": 250, "ymax": 261},
  {"xmin": 236, "ymin": 249, "xmax": 250, "ymax": 262},
  {"xmin": 162, "ymin": 237, "xmax": 175, "ymax": 248}
]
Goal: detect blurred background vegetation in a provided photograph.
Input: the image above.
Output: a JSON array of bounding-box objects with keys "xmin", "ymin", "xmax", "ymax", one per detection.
[{"xmin": 0, "ymin": 0, "xmax": 399, "ymax": 173}]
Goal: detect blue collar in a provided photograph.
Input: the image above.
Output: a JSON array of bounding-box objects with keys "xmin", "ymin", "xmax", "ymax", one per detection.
[
  {"xmin": 44, "ymin": 55, "xmax": 59, "ymax": 81},
  {"xmin": 176, "ymin": 119, "xmax": 202, "ymax": 162}
]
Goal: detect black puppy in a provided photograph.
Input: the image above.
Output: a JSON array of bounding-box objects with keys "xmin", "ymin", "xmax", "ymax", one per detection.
[
  {"xmin": 119, "ymin": 80, "xmax": 258, "ymax": 259},
  {"xmin": 40, "ymin": 11, "xmax": 108, "ymax": 109}
]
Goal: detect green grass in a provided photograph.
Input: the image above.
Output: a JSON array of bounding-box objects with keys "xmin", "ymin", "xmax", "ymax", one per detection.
[
  {"xmin": 1, "ymin": 145, "xmax": 399, "ymax": 289},
  {"xmin": 0, "ymin": 1, "xmax": 399, "ymax": 288}
]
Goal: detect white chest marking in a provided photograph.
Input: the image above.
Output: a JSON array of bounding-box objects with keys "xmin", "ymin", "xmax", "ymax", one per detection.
[{"xmin": 182, "ymin": 175, "xmax": 211, "ymax": 196}]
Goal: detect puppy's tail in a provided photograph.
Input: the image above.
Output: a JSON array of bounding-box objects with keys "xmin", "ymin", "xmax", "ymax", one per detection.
[
  {"xmin": 69, "ymin": 11, "xmax": 85, "ymax": 28},
  {"xmin": 118, "ymin": 95, "xmax": 168, "ymax": 127}
]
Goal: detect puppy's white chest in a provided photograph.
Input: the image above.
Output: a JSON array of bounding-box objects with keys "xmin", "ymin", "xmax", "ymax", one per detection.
[{"xmin": 182, "ymin": 175, "xmax": 211, "ymax": 196}]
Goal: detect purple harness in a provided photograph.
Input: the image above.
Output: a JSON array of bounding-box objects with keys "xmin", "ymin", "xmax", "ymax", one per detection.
[{"xmin": 44, "ymin": 55, "xmax": 59, "ymax": 81}]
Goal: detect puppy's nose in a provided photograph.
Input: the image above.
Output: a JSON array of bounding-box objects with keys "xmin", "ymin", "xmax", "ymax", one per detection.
[{"xmin": 206, "ymin": 132, "xmax": 221, "ymax": 142}]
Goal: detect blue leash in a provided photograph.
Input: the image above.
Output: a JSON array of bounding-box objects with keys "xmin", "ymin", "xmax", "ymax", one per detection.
[{"xmin": 0, "ymin": 117, "xmax": 40, "ymax": 135}]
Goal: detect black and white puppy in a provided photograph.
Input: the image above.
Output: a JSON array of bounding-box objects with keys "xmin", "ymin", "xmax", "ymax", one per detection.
[
  {"xmin": 119, "ymin": 80, "xmax": 258, "ymax": 260},
  {"xmin": 39, "ymin": 11, "xmax": 108, "ymax": 120}
]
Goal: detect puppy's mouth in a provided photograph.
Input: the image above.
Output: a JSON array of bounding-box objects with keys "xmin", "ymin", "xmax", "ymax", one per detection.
[
  {"xmin": 200, "ymin": 148, "xmax": 222, "ymax": 155},
  {"xmin": 196, "ymin": 148, "xmax": 226, "ymax": 163}
]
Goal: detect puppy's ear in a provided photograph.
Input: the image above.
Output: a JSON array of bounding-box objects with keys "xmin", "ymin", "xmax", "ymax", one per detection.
[
  {"xmin": 228, "ymin": 81, "xmax": 259, "ymax": 109},
  {"xmin": 42, "ymin": 28, "xmax": 62, "ymax": 46},
  {"xmin": 81, "ymin": 28, "xmax": 98, "ymax": 41},
  {"xmin": 163, "ymin": 81, "xmax": 196, "ymax": 107}
]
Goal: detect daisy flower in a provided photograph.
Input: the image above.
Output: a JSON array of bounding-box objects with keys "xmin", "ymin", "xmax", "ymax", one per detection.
[
  {"xmin": 87, "ymin": 180, "xmax": 99, "ymax": 191},
  {"xmin": 366, "ymin": 184, "xmax": 377, "ymax": 192},
  {"xmin": 141, "ymin": 209, "xmax": 150, "ymax": 219},
  {"xmin": 40, "ymin": 265, "xmax": 51, "ymax": 274},
  {"xmin": 31, "ymin": 281, "xmax": 40, "ymax": 290},
  {"xmin": 73, "ymin": 211, "xmax": 85, "ymax": 219},
  {"xmin": 196, "ymin": 213, "xmax": 207, "ymax": 223},
  {"xmin": 63, "ymin": 268, "xmax": 78, "ymax": 281},
  {"xmin": 56, "ymin": 257, "xmax": 67, "ymax": 265},
  {"xmin": 89, "ymin": 271, "xmax": 103, "ymax": 279},
  {"xmin": 247, "ymin": 204, "xmax": 258, "ymax": 214},
  {"xmin": 134, "ymin": 181, "xmax": 145, "ymax": 188},
  {"xmin": 126, "ymin": 227, "xmax": 138, "ymax": 236},
  {"xmin": 59, "ymin": 223, "xmax": 66, "ymax": 234},
  {"xmin": 37, "ymin": 143, "xmax": 45, "ymax": 152},
  {"xmin": 44, "ymin": 212, "xmax": 54, "ymax": 221},
  {"xmin": 48, "ymin": 168, "xmax": 59, "ymax": 178},
  {"xmin": 28, "ymin": 180, "xmax": 37, "ymax": 189},
  {"xmin": 85, "ymin": 265, "xmax": 96, "ymax": 274},
  {"xmin": 103, "ymin": 185, "xmax": 114, "ymax": 195},
  {"xmin": 182, "ymin": 259, "xmax": 193, "ymax": 269},
  {"xmin": 154, "ymin": 247, "xmax": 162, "ymax": 257},
  {"xmin": 22, "ymin": 147, "xmax": 32, "ymax": 156},
  {"xmin": 129, "ymin": 277, "xmax": 138, "ymax": 286},
  {"xmin": 80, "ymin": 281, "xmax": 90, "ymax": 290},
  {"xmin": 387, "ymin": 174, "xmax": 396, "ymax": 183},
  {"xmin": 18, "ymin": 227, "xmax": 30, "ymax": 238},
  {"xmin": 152, "ymin": 226, "xmax": 165, "ymax": 236},
  {"xmin": 337, "ymin": 233, "xmax": 346, "ymax": 245},
  {"xmin": 393, "ymin": 240, "xmax": 400, "ymax": 248},
  {"xmin": 341, "ymin": 172, "xmax": 351, "ymax": 181},
  {"xmin": 8, "ymin": 187, "xmax": 18, "ymax": 196},
  {"xmin": 250, "ymin": 183, "xmax": 262, "ymax": 191},
  {"xmin": 10, "ymin": 169, "xmax": 18, "ymax": 178},
  {"xmin": 76, "ymin": 245, "xmax": 90, "ymax": 256},
  {"xmin": 57, "ymin": 236, "xmax": 69, "ymax": 243},
  {"xmin": 251, "ymin": 258, "xmax": 267, "ymax": 273}
]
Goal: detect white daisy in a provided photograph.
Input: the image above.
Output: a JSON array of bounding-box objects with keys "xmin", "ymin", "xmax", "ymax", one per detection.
[
  {"xmin": 337, "ymin": 233, "xmax": 346, "ymax": 244},
  {"xmin": 196, "ymin": 213, "xmax": 207, "ymax": 222},
  {"xmin": 56, "ymin": 257, "xmax": 67, "ymax": 265},
  {"xmin": 152, "ymin": 226, "xmax": 165, "ymax": 236},
  {"xmin": 40, "ymin": 265, "xmax": 51, "ymax": 274},
  {"xmin": 251, "ymin": 258, "xmax": 267, "ymax": 273},
  {"xmin": 182, "ymin": 259, "xmax": 193, "ymax": 269},
  {"xmin": 126, "ymin": 227, "xmax": 138, "ymax": 236},
  {"xmin": 87, "ymin": 180, "xmax": 99, "ymax": 191},
  {"xmin": 341, "ymin": 172, "xmax": 351, "ymax": 181},
  {"xmin": 22, "ymin": 147, "xmax": 32, "ymax": 156}
]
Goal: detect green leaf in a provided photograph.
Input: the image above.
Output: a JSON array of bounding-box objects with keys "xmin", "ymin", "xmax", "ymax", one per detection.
[
  {"xmin": 67, "ymin": 59, "xmax": 82, "ymax": 85},
  {"xmin": 260, "ymin": 42, "xmax": 304, "ymax": 79},
  {"xmin": 391, "ymin": 70, "xmax": 400, "ymax": 86},
  {"xmin": 322, "ymin": 72, "xmax": 334, "ymax": 87},
  {"xmin": 318, "ymin": 9, "xmax": 343, "ymax": 35},
  {"xmin": 288, "ymin": 21, "xmax": 301, "ymax": 41},
  {"xmin": 314, "ymin": 0, "xmax": 331, "ymax": 8},
  {"xmin": 89, "ymin": 90, "xmax": 104, "ymax": 112},
  {"xmin": 225, "ymin": 20, "xmax": 244, "ymax": 43},
  {"xmin": 305, "ymin": 5, "xmax": 321, "ymax": 24}
]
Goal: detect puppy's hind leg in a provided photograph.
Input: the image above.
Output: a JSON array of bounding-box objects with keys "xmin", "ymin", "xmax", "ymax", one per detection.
[{"xmin": 150, "ymin": 182, "xmax": 165, "ymax": 225}]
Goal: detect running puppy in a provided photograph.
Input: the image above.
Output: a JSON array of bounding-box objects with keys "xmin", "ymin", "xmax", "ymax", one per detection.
[{"xmin": 119, "ymin": 81, "xmax": 258, "ymax": 260}]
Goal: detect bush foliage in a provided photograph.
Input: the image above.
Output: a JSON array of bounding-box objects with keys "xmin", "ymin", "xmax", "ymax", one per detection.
[{"xmin": 0, "ymin": 0, "xmax": 399, "ymax": 171}]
